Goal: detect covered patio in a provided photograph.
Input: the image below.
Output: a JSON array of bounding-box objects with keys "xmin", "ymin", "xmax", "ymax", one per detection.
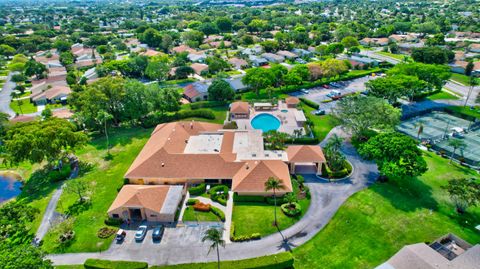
[{"xmin": 286, "ymin": 145, "xmax": 326, "ymax": 175}]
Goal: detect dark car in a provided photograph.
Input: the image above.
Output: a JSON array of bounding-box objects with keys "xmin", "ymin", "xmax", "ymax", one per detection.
[
  {"xmin": 314, "ymin": 110, "xmax": 326, "ymax": 115},
  {"xmin": 135, "ymin": 225, "xmax": 148, "ymax": 242},
  {"xmin": 152, "ymin": 225, "xmax": 165, "ymax": 241},
  {"xmin": 115, "ymin": 229, "xmax": 126, "ymax": 243},
  {"xmin": 322, "ymin": 84, "xmax": 330, "ymax": 89}
]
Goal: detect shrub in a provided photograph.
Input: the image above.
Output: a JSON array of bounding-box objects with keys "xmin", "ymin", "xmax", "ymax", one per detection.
[
  {"xmin": 210, "ymin": 206, "xmax": 225, "ymax": 222},
  {"xmin": 141, "ymin": 109, "xmax": 216, "ymax": 128},
  {"xmin": 216, "ymin": 197, "xmax": 227, "ymax": 206},
  {"xmin": 281, "ymin": 202, "xmax": 302, "ymax": 217},
  {"xmin": 186, "ymin": 198, "xmax": 199, "ymax": 206},
  {"xmin": 150, "ymin": 253, "xmax": 294, "ymax": 269},
  {"xmin": 190, "ymin": 101, "xmax": 226, "ymax": 110},
  {"xmin": 230, "ymin": 222, "xmax": 261, "ymax": 242},
  {"xmin": 209, "ymin": 185, "xmax": 229, "ymax": 205},
  {"xmin": 104, "ymin": 217, "xmax": 122, "ymax": 226},
  {"xmin": 84, "ymin": 259, "xmax": 148, "ymax": 269},
  {"xmin": 223, "ymin": 121, "xmax": 238, "ymax": 129},
  {"xmin": 300, "ymin": 97, "xmax": 319, "ymax": 109},
  {"xmin": 188, "ymin": 183, "xmax": 206, "ymax": 196},
  {"xmin": 266, "ymin": 196, "xmax": 284, "ymax": 205},
  {"xmin": 193, "ymin": 202, "xmax": 211, "ymax": 212},
  {"xmin": 285, "ymin": 137, "xmax": 319, "ymax": 145},
  {"xmin": 97, "ymin": 227, "xmax": 117, "ymax": 239},
  {"xmin": 233, "ymin": 193, "xmax": 266, "ymax": 202}
]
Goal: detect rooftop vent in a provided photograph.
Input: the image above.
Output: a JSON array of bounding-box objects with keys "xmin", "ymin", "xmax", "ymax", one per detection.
[{"xmin": 161, "ymin": 163, "xmax": 165, "ymax": 167}]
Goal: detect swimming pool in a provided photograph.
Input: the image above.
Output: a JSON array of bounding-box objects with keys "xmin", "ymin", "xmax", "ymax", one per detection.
[{"xmin": 251, "ymin": 113, "xmax": 281, "ymax": 132}]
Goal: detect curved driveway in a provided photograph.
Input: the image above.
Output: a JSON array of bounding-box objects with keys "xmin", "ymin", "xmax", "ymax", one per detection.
[
  {"xmin": 48, "ymin": 127, "xmax": 378, "ymax": 266},
  {"xmin": 0, "ymin": 72, "xmax": 17, "ymax": 118}
]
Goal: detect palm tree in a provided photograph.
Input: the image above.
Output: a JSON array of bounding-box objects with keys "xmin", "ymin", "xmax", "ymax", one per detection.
[
  {"xmin": 264, "ymin": 177, "xmax": 285, "ymax": 226},
  {"xmin": 448, "ymin": 138, "xmax": 466, "ymax": 164},
  {"xmin": 415, "ymin": 121, "xmax": 424, "ymax": 139},
  {"xmin": 96, "ymin": 110, "xmax": 113, "ymax": 156},
  {"xmin": 202, "ymin": 228, "xmax": 225, "ymax": 269}
]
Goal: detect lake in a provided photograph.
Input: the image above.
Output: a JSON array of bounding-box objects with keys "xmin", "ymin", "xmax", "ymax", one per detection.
[{"xmin": 0, "ymin": 173, "xmax": 22, "ymax": 203}]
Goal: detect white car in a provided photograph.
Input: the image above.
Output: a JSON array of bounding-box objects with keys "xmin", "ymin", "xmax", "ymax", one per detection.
[
  {"xmin": 300, "ymin": 89, "xmax": 309, "ymax": 94},
  {"xmin": 135, "ymin": 225, "xmax": 148, "ymax": 242}
]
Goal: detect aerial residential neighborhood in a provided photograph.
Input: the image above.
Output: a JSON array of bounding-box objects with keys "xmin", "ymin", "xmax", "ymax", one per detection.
[{"xmin": 0, "ymin": 0, "xmax": 479, "ymax": 269}]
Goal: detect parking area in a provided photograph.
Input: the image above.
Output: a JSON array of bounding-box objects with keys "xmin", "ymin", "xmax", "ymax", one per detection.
[
  {"xmin": 289, "ymin": 75, "xmax": 379, "ymax": 113},
  {"xmin": 109, "ymin": 222, "xmax": 223, "ymax": 251}
]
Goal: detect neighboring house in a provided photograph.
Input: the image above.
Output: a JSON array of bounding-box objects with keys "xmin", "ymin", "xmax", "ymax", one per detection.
[
  {"xmin": 190, "ymin": 63, "xmax": 209, "ymax": 75},
  {"xmin": 171, "ymin": 44, "xmax": 195, "ymax": 54},
  {"xmin": 209, "ymin": 41, "xmax": 232, "ymax": 48},
  {"xmin": 226, "ymin": 77, "xmax": 248, "ymax": 92},
  {"xmin": 359, "ymin": 37, "xmax": 389, "ymax": 46},
  {"xmin": 241, "ymin": 45, "xmax": 263, "ymax": 56},
  {"xmin": 388, "ymin": 34, "xmax": 418, "ymax": 43},
  {"xmin": 31, "ymin": 85, "xmax": 71, "ymax": 105},
  {"xmin": 449, "ymin": 61, "xmax": 480, "ymax": 75},
  {"xmin": 376, "ymin": 234, "xmax": 480, "ymax": 269},
  {"xmin": 228, "ymin": 57, "xmax": 249, "ymax": 69},
  {"xmin": 183, "ymin": 82, "xmax": 209, "ymax": 102},
  {"xmin": 187, "ymin": 51, "xmax": 207, "ymax": 63},
  {"xmin": 277, "ymin": 50, "xmax": 297, "ymax": 59},
  {"xmin": 292, "ymin": 48, "xmax": 313, "ymax": 58},
  {"xmin": 140, "ymin": 49, "xmax": 161, "ymax": 57},
  {"xmin": 469, "ymin": 43, "xmax": 480, "ymax": 53},
  {"xmin": 203, "ymin": 35, "xmax": 223, "ymax": 43},
  {"xmin": 82, "ymin": 67, "xmax": 98, "ymax": 81},
  {"xmin": 262, "ymin": 52, "xmax": 285, "ymax": 63},
  {"xmin": 348, "ymin": 55, "xmax": 379, "ymax": 66},
  {"xmin": 398, "ymin": 42, "xmax": 425, "ymax": 54},
  {"xmin": 229, "ymin": 101, "xmax": 250, "ymax": 119},
  {"xmin": 249, "ymin": 55, "xmax": 268, "ymax": 67},
  {"xmin": 108, "ymin": 185, "xmax": 184, "ymax": 222}
]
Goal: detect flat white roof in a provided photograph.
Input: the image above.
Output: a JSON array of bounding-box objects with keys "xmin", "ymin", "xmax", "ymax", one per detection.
[
  {"xmin": 184, "ymin": 134, "xmax": 223, "ymax": 154},
  {"xmin": 294, "ymin": 110, "xmax": 307, "ymax": 122},
  {"xmin": 254, "ymin": 102, "xmax": 273, "ymax": 107}
]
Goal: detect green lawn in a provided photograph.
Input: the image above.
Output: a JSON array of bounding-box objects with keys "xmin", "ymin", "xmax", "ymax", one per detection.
[
  {"xmin": 182, "ymin": 207, "xmax": 222, "ymax": 222},
  {"xmin": 10, "ymin": 100, "xmax": 37, "ymax": 114},
  {"xmin": 41, "ymin": 127, "xmax": 153, "ymax": 253},
  {"xmin": 450, "ymin": 73, "xmax": 472, "ymax": 86},
  {"xmin": 293, "ymin": 151, "xmax": 480, "ymax": 269},
  {"xmin": 426, "ymin": 90, "xmax": 460, "ymax": 101},
  {"xmin": 376, "ymin": 51, "xmax": 409, "ymax": 61},
  {"xmin": 180, "ymin": 105, "xmax": 228, "ymax": 124},
  {"xmin": 447, "ymin": 106, "xmax": 480, "ymax": 120},
  {"xmin": 302, "ymin": 105, "xmax": 339, "ymax": 141}
]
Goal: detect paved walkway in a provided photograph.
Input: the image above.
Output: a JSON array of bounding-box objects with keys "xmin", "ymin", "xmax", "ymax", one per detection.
[
  {"xmin": 0, "ymin": 72, "xmax": 17, "ymax": 118},
  {"xmin": 47, "ymin": 128, "xmax": 378, "ymax": 266},
  {"xmin": 35, "ymin": 185, "xmax": 65, "ymax": 241}
]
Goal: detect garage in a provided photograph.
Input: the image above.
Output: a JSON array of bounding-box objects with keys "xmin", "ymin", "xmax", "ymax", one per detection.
[{"xmin": 286, "ymin": 145, "xmax": 326, "ymax": 175}]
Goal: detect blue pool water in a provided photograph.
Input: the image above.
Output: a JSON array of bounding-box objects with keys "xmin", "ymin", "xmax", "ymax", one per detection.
[{"xmin": 251, "ymin": 114, "xmax": 281, "ymax": 132}]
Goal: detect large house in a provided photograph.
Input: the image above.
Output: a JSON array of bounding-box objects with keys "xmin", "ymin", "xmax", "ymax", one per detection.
[
  {"xmin": 183, "ymin": 82, "xmax": 209, "ymax": 102},
  {"xmin": 359, "ymin": 37, "xmax": 389, "ymax": 47},
  {"xmin": 122, "ymin": 121, "xmax": 326, "ymax": 196}
]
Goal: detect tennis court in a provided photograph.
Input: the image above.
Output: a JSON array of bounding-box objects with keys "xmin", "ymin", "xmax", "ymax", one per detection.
[{"xmin": 398, "ymin": 111, "xmax": 480, "ymax": 165}]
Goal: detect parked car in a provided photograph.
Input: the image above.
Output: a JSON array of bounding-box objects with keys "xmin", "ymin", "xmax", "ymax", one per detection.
[
  {"xmin": 152, "ymin": 225, "xmax": 165, "ymax": 241},
  {"xmin": 322, "ymin": 84, "xmax": 330, "ymax": 89},
  {"xmin": 115, "ymin": 229, "xmax": 126, "ymax": 242},
  {"xmin": 314, "ymin": 110, "xmax": 326, "ymax": 115},
  {"xmin": 135, "ymin": 225, "xmax": 148, "ymax": 242},
  {"xmin": 300, "ymin": 88, "xmax": 309, "ymax": 94},
  {"xmin": 326, "ymin": 90, "xmax": 341, "ymax": 98}
]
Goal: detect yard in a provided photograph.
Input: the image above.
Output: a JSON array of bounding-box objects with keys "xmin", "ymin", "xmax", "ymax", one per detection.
[
  {"xmin": 447, "ymin": 105, "xmax": 480, "ymax": 120},
  {"xmin": 182, "ymin": 206, "xmax": 222, "ymax": 222},
  {"xmin": 450, "ymin": 73, "xmax": 472, "ymax": 86},
  {"xmin": 180, "ymin": 104, "xmax": 228, "ymax": 124},
  {"xmin": 10, "ymin": 99, "xmax": 37, "ymax": 114},
  {"xmin": 426, "ymin": 90, "xmax": 460, "ymax": 101},
  {"xmin": 232, "ymin": 178, "xmax": 311, "ymax": 238},
  {"xmin": 293, "ymin": 151, "xmax": 480, "ymax": 269},
  {"xmin": 302, "ymin": 105, "xmax": 339, "ymax": 141},
  {"xmin": 376, "ymin": 51, "xmax": 410, "ymax": 61}
]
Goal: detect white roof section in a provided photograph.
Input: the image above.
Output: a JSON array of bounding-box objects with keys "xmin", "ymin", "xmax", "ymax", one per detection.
[
  {"xmin": 160, "ymin": 185, "xmax": 183, "ymax": 215},
  {"xmin": 184, "ymin": 133, "xmax": 223, "ymax": 154},
  {"xmin": 294, "ymin": 110, "xmax": 307, "ymax": 122}
]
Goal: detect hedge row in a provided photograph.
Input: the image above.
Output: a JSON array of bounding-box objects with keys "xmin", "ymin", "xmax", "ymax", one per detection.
[
  {"xmin": 149, "ymin": 252, "xmax": 294, "ymax": 269},
  {"xmin": 230, "ymin": 221, "xmax": 261, "ymax": 242},
  {"xmin": 84, "ymin": 259, "xmax": 148, "ymax": 269},
  {"xmin": 188, "ymin": 183, "xmax": 206, "ymax": 196},
  {"xmin": 232, "ymin": 193, "xmax": 283, "ymax": 205},
  {"xmin": 210, "ymin": 206, "xmax": 225, "ymax": 222},
  {"xmin": 285, "ymin": 137, "xmax": 319, "ymax": 145},
  {"xmin": 186, "ymin": 198, "xmax": 199, "ymax": 206},
  {"xmin": 142, "ymin": 109, "xmax": 216, "ymax": 128},
  {"xmin": 299, "ymin": 97, "xmax": 319, "ymax": 109},
  {"xmin": 190, "ymin": 101, "xmax": 227, "ymax": 110},
  {"xmin": 209, "ymin": 185, "xmax": 229, "ymax": 206}
]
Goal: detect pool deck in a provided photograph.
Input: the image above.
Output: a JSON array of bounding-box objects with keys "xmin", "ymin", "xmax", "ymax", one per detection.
[{"xmin": 235, "ymin": 101, "xmax": 305, "ymax": 135}]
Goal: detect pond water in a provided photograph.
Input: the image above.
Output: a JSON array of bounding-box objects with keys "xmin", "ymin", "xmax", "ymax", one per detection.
[{"xmin": 0, "ymin": 174, "xmax": 22, "ymax": 203}]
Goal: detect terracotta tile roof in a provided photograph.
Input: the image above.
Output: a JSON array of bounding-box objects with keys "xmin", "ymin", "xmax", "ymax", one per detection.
[
  {"xmin": 232, "ymin": 160, "xmax": 292, "ymax": 193},
  {"xmin": 287, "ymin": 145, "xmax": 326, "ymax": 163},
  {"xmin": 141, "ymin": 49, "xmax": 161, "ymax": 57},
  {"xmin": 53, "ymin": 108, "xmax": 74, "ymax": 119},
  {"xmin": 31, "ymin": 85, "xmax": 71, "ymax": 101},
  {"xmin": 108, "ymin": 185, "xmax": 170, "ymax": 213},
  {"xmin": 10, "ymin": 115, "xmax": 36, "ymax": 123},
  {"xmin": 190, "ymin": 63, "xmax": 209, "ymax": 75},
  {"xmin": 228, "ymin": 57, "xmax": 248, "ymax": 68},
  {"xmin": 285, "ymin": 97, "xmax": 300, "ymax": 105},
  {"xmin": 230, "ymin": 101, "xmax": 249, "ymax": 114},
  {"xmin": 183, "ymin": 82, "xmax": 208, "ymax": 100},
  {"xmin": 171, "ymin": 45, "xmax": 195, "ymax": 54}
]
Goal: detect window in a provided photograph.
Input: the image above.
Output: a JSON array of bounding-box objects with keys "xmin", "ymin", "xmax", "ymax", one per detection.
[
  {"xmin": 112, "ymin": 214, "xmax": 119, "ymax": 218},
  {"xmin": 150, "ymin": 214, "xmax": 157, "ymax": 217}
]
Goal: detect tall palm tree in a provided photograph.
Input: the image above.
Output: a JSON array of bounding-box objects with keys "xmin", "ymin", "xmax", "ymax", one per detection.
[
  {"xmin": 202, "ymin": 228, "xmax": 225, "ymax": 269},
  {"xmin": 96, "ymin": 110, "xmax": 113, "ymax": 156},
  {"xmin": 264, "ymin": 177, "xmax": 285, "ymax": 226},
  {"xmin": 448, "ymin": 138, "xmax": 466, "ymax": 164}
]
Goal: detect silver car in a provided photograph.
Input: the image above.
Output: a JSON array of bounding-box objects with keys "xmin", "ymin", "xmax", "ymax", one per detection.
[{"xmin": 135, "ymin": 225, "xmax": 148, "ymax": 242}]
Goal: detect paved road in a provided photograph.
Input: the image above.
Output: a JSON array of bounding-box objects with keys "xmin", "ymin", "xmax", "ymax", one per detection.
[
  {"xmin": 35, "ymin": 185, "xmax": 65, "ymax": 241},
  {"xmin": 359, "ymin": 49, "xmax": 401, "ymax": 65},
  {"xmin": 0, "ymin": 72, "xmax": 17, "ymax": 118},
  {"xmin": 47, "ymin": 127, "xmax": 378, "ymax": 266}
]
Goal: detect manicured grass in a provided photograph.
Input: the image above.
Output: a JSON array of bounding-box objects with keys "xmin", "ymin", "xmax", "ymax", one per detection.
[
  {"xmin": 450, "ymin": 73, "xmax": 472, "ymax": 86},
  {"xmin": 293, "ymin": 151, "xmax": 480, "ymax": 269},
  {"xmin": 54, "ymin": 265, "xmax": 84, "ymax": 269},
  {"xmin": 232, "ymin": 198, "xmax": 310, "ymax": 238},
  {"xmin": 10, "ymin": 100, "xmax": 37, "ymax": 114},
  {"xmin": 182, "ymin": 206, "xmax": 221, "ymax": 222},
  {"xmin": 447, "ymin": 105, "xmax": 480, "ymax": 119},
  {"xmin": 46, "ymin": 103, "xmax": 66, "ymax": 110},
  {"xmin": 41, "ymin": 127, "xmax": 153, "ymax": 253},
  {"xmin": 302, "ymin": 105, "xmax": 339, "ymax": 141},
  {"xmin": 426, "ymin": 90, "xmax": 460, "ymax": 101},
  {"xmin": 180, "ymin": 105, "xmax": 228, "ymax": 124}
]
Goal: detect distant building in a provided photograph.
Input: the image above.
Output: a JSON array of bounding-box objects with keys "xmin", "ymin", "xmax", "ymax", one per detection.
[
  {"xmin": 183, "ymin": 82, "xmax": 209, "ymax": 102},
  {"xmin": 228, "ymin": 57, "xmax": 249, "ymax": 69},
  {"xmin": 190, "ymin": 63, "xmax": 209, "ymax": 75},
  {"xmin": 359, "ymin": 37, "xmax": 389, "ymax": 47},
  {"xmin": 449, "ymin": 61, "xmax": 480, "ymax": 76},
  {"xmin": 262, "ymin": 53, "xmax": 285, "ymax": 63},
  {"xmin": 225, "ymin": 77, "xmax": 248, "ymax": 92}
]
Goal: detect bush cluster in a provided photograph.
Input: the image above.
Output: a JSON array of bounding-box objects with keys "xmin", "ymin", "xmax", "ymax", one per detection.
[
  {"xmin": 281, "ymin": 202, "xmax": 302, "ymax": 217},
  {"xmin": 186, "ymin": 198, "xmax": 199, "ymax": 206},
  {"xmin": 230, "ymin": 222, "xmax": 261, "ymax": 242},
  {"xmin": 188, "ymin": 183, "xmax": 206, "ymax": 196},
  {"xmin": 104, "ymin": 217, "xmax": 122, "ymax": 226},
  {"xmin": 97, "ymin": 227, "xmax": 117, "ymax": 239},
  {"xmin": 142, "ymin": 109, "xmax": 216, "ymax": 128},
  {"xmin": 299, "ymin": 97, "xmax": 319, "ymax": 109},
  {"xmin": 190, "ymin": 101, "xmax": 226, "ymax": 110},
  {"xmin": 209, "ymin": 185, "xmax": 229, "ymax": 206},
  {"xmin": 210, "ymin": 206, "xmax": 225, "ymax": 222},
  {"xmin": 322, "ymin": 161, "xmax": 352, "ymax": 179},
  {"xmin": 192, "ymin": 202, "xmax": 211, "ymax": 212}
]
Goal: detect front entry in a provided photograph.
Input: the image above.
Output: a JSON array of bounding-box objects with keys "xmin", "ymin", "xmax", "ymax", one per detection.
[{"xmin": 129, "ymin": 208, "xmax": 143, "ymax": 220}]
